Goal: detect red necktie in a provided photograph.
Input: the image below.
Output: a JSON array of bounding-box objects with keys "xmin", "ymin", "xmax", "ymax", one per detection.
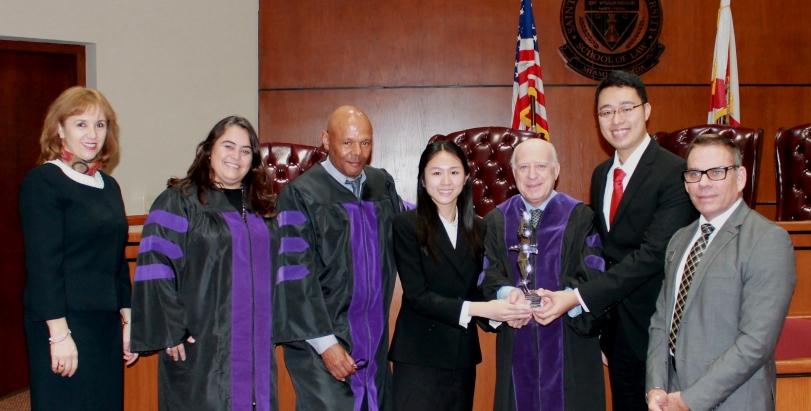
[{"xmin": 609, "ymin": 168, "xmax": 626, "ymax": 225}]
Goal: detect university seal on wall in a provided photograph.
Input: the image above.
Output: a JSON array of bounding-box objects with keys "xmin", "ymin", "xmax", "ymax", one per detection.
[{"xmin": 559, "ymin": 0, "xmax": 664, "ymax": 81}]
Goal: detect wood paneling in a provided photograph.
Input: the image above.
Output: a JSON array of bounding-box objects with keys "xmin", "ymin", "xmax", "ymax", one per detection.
[
  {"xmin": 777, "ymin": 376, "xmax": 811, "ymax": 410},
  {"xmin": 260, "ymin": 1, "xmax": 811, "ymax": 88},
  {"xmin": 259, "ymin": 0, "xmax": 811, "ymax": 409}
]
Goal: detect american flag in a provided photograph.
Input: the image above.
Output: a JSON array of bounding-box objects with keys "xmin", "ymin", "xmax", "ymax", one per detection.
[
  {"xmin": 511, "ymin": 0, "xmax": 549, "ymax": 136},
  {"xmin": 708, "ymin": 0, "xmax": 740, "ymax": 126}
]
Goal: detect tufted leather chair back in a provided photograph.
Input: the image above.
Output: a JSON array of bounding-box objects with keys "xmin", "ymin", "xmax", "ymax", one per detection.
[
  {"xmin": 775, "ymin": 123, "xmax": 811, "ymax": 221},
  {"xmin": 652, "ymin": 124, "xmax": 764, "ymax": 209},
  {"xmin": 428, "ymin": 127, "xmax": 548, "ymax": 217},
  {"xmin": 260, "ymin": 142, "xmax": 328, "ymax": 195}
]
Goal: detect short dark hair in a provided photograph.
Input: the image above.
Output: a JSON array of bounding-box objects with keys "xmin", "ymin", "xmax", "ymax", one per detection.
[
  {"xmin": 595, "ymin": 70, "xmax": 648, "ymax": 107},
  {"xmin": 686, "ymin": 134, "xmax": 742, "ymax": 167}
]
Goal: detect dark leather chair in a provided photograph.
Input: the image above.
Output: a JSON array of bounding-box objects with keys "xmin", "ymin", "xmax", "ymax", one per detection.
[
  {"xmin": 652, "ymin": 125, "xmax": 764, "ymax": 209},
  {"xmin": 775, "ymin": 123, "xmax": 811, "ymax": 221},
  {"xmin": 260, "ymin": 142, "xmax": 328, "ymax": 195},
  {"xmin": 428, "ymin": 127, "xmax": 548, "ymax": 217}
]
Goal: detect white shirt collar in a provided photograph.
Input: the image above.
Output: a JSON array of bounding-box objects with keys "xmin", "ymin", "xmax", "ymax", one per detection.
[
  {"xmin": 699, "ymin": 197, "xmax": 744, "ymax": 231},
  {"xmin": 521, "ymin": 190, "xmax": 557, "ymax": 212},
  {"xmin": 321, "ymin": 157, "xmax": 366, "ymax": 192},
  {"xmin": 47, "ymin": 160, "xmax": 105, "ymax": 189},
  {"xmin": 610, "ymin": 134, "xmax": 651, "ymax": 174}
]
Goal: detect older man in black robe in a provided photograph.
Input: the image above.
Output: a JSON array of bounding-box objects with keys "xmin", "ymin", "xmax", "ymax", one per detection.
[
  {"xmin": 274, "ymin": 106, "xmax": 403, "ymax": 411},
  {"xmin": 481, "ymin": 139, "xmax": 605, "ymax": 411}
]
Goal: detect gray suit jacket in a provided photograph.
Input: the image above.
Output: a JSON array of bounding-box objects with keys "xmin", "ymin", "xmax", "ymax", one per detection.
[{"xmin": 646, "ymin": 202, "xmax": 796, "ymax": 410}]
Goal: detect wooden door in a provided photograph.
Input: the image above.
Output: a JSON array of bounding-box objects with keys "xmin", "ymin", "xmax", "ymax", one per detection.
[{"xmin": 0, "ymin": 39, "xmax": 84, "ymax": 397}]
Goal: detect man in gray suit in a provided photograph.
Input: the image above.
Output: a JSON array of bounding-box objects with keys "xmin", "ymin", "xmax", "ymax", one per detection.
[{"xmin": 646, "ymin": 135, "xmax": 796, "ymax": 411}]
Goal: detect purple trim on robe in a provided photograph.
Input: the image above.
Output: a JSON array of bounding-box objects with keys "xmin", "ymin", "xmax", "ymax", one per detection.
[
  {"xmin": 343, "ymin": 201, "xmax": 384, "ymax": 411},
  {"xmin": 138, "ymin": 235, "xmax": 183, "ymax": 259},
  {"xmin": 224, "ymin": 212, "xmax": 274, "ymax": 411},
  {"xmin": 223, "ymin": 212, "xmax": 254, "ymax": 411},
  {"xmin": 279, "ymin": 237, "xmax": 309, "ymax": 254},
  {"xmin": 585, "ymin": 255, "xmax": 606, "ymax": 272},
  {"xmin": 275, "ymin": 266, "xmax": 310, "ymax": 283},
  {"xmin": 134, "ymin": 264, "xmax": 175, "ymax": 281},
  {"xmin": 247, "ymin": 213, "xmax": 273, "ymax": 411},
  {"xmin": 144, "ymin": 209, "xmax": 188, "ymax": 233},
  {"xmin": 478, "ymin": 256, "xmax": 491, "ymax": 286},
  {"xmin": 585, "ymin": 233, "xmax": 603, "ymax": 249},
  {"xmin": 401, "ymin": 200, "xmax": 416, "ymax": 210},
  {"xmin": 277, "ymin": 210, "xmax": 307, "ymax": 227},
  {"xmin": 498, "ymin": 194, "xmax": 580, "ymax": 411}
]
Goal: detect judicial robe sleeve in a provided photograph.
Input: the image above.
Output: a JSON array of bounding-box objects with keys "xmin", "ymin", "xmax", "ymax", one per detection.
[
  {"xmin": 273, "ymin": 182, "xmax": 337, "ymax": 344},
  {"xmin": 560, "ymin": 204, "xmax": 606, "ymax": 337},
  {"xmin": 130, "ymin": 188, "xmax": 191, "ymax": 351},
  {"xmin": 481, "ymin": 209, "xmax": 515, "ymax": 303}
]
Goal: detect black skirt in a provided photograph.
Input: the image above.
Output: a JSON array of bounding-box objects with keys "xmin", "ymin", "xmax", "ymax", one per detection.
[
  {"xmin": 25, "ymin": 310, "xmax": 123, "ymax": 411},
  {"xmin": 392, "ymin": 361, "xmax": 476, "ymax": 411}
]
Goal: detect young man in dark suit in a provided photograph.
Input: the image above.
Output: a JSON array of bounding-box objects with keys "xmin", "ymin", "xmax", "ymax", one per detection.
[{"xmin": 537, "ymin": 71, "xmax": 697, "ymax": 410}]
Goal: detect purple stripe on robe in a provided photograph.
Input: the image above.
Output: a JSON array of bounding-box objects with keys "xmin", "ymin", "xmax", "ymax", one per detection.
[
  {"xmin": 275, "ymin": 266, "xmax": 310, "ymax": 283},
  {"xmin": 223, "ymin": 212, "xmax": 255, "ymax": 411},
  {"xmin": 134, "ymin": 264, "xmax": 175, "ymax": 281},
  {"xmin": 498, "ymin": 194, "xmax": 580, "ymax": 411},
  {"xmin": 144, "ymin": 209, "xmax": 188, "ymax": 233},
  {"xmin": 585, "ymin": 255, "xmax": 606, "ymax": 272},
  {"xmin": 277, "ymin": 210, "xmax": 307, "ymax": 227},
  {"xmin": 478, "ymin": 256, "xmax": 491, "ymax": 286},
  {"xmin": 138, "ymin": 235, "xmax": 183, "ymax": 259},
  {"xmin": 279, "ymin": 237, "xmax": 309, "ymax": 254},
  {"xmin": 401, "ymin": 200, "xmax": 416, "ymax": 210},
  {"xmin": 247, "ymin": 213, "xmax": 273, "ymax": 411},
  {"xmin": 343, "ymin": 201, "xmax": 384, "ymax": 411},
  {"xmin": 585, "ymin": 233, "xmax": 603, "ymax": 249}
]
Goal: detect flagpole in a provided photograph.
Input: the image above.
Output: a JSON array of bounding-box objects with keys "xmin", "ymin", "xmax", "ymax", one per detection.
[{"xmin": 530, "ymin": 95, "xmax": 537, "ymax": 132}]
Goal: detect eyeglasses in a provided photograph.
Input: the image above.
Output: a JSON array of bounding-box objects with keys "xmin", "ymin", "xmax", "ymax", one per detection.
[
  {"xmin": 682, "ymin": 166, "xmax": 738, "ymax": 183},
  {"xmin": 597, "ymin": 103, "xmax": 644, "ymax": 119}
]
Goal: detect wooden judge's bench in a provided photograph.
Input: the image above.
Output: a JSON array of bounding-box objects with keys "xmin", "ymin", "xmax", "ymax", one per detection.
[{"xmin": 122, "ymin": 218, "xmax": 811, "ymax": 411}]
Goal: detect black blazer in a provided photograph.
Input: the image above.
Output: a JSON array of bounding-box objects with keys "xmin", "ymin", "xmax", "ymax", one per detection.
[
  {"xmin": 388, "ymin": 210, "xmax": 485, "ymax": 370},
  {"xmin": 579, "ymin": 139, "xmax": 698, "ymax": 360}
]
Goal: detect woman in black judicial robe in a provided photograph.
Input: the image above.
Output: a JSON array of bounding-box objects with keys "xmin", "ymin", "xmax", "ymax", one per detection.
[
  {"xmin": 130, "ymin": 117, "xmax": 280, "ymax": 411},
  {"xmin": 388, "ymin": 141, "xmax": 533, "ymax": 411},
  {"xmin": 19, "ymin": 86, "xmax": 137, "ymax": 410}
]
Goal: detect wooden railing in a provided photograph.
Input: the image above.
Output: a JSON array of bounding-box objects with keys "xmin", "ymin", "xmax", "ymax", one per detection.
[{"xmin": 122, "ymin": 217, "xmax": 811, "ymax": 410}]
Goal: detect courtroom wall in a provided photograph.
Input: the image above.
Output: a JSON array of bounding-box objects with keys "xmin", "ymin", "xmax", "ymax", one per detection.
[
  {"xmin": 259, "ymin": 0, "xmax": 811, "ymax": 210},
  {"xmin": 1, "ymin": 0, "xmax": 260, "ymax": 214}
]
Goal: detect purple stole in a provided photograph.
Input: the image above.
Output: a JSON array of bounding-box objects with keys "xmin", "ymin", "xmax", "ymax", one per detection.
[{"xmin": 497, "ymin": 193, "xmax": 580, "ymax": 411}]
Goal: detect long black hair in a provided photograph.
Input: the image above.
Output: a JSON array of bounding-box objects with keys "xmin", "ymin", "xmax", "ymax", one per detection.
[
  {"xmin": 169, "ymin": 116, "xmax": 276, "ymax": 216},
  {"xmin": 415, "ymin": 140, "xmax": 483, "ymax": 261}
]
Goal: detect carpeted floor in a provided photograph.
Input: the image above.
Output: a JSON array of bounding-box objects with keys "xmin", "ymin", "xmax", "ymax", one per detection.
[{"xmin": 0, "ymin": 389, "xmax": 30, "ymax": 411}]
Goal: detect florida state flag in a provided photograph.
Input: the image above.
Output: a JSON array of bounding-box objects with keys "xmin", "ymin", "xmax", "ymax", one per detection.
[{"xmin": 708, "ymin": 0, "xmax": 740, "ymax": 126}]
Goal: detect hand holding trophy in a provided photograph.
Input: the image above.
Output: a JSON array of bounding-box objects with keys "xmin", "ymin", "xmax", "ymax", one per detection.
[{"xmin": 508, "ymin": 210, "xmax": 543, "ymax": 308}]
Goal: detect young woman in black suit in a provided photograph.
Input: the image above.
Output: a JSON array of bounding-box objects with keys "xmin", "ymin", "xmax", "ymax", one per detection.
[{"xmin": 388, "ymin": 141, "xmax": 532, "ymax": 411}]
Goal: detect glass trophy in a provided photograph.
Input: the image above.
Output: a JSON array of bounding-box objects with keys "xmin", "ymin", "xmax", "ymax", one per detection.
[{"xmin": 508, "ymin": 210, "xmax": 542, "ymax": 308}]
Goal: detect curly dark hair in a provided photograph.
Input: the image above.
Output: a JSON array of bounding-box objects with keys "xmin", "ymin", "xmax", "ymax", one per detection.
[{"xmin": 169, "ymin": 116, "xmax": 276, "ymax": 216}]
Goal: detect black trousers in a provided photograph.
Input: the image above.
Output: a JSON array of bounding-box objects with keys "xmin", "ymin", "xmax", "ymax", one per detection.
[
  {"xmin": 392, "ymin": 362, "xmax": 476, "ymax": 411},
  {"xmin": 604, "ymin": 324, "xmax": 648, "ymax": 411}
]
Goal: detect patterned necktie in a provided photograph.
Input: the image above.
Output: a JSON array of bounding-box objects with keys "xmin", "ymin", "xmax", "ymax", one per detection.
[
  {"xmin": 669, "ymin": 223, "xmax": 715, "ymax": 352},
  {"xmin": 530, "ymin": 209, "xmax": 543, "ymax": 229},
  {"xmin": 609, "ymin": 168, "xmax": 626, "ymax": 225},
  {"xmin": 346, "ymin": 178, "xmax": 362, "ymax": 199}
]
